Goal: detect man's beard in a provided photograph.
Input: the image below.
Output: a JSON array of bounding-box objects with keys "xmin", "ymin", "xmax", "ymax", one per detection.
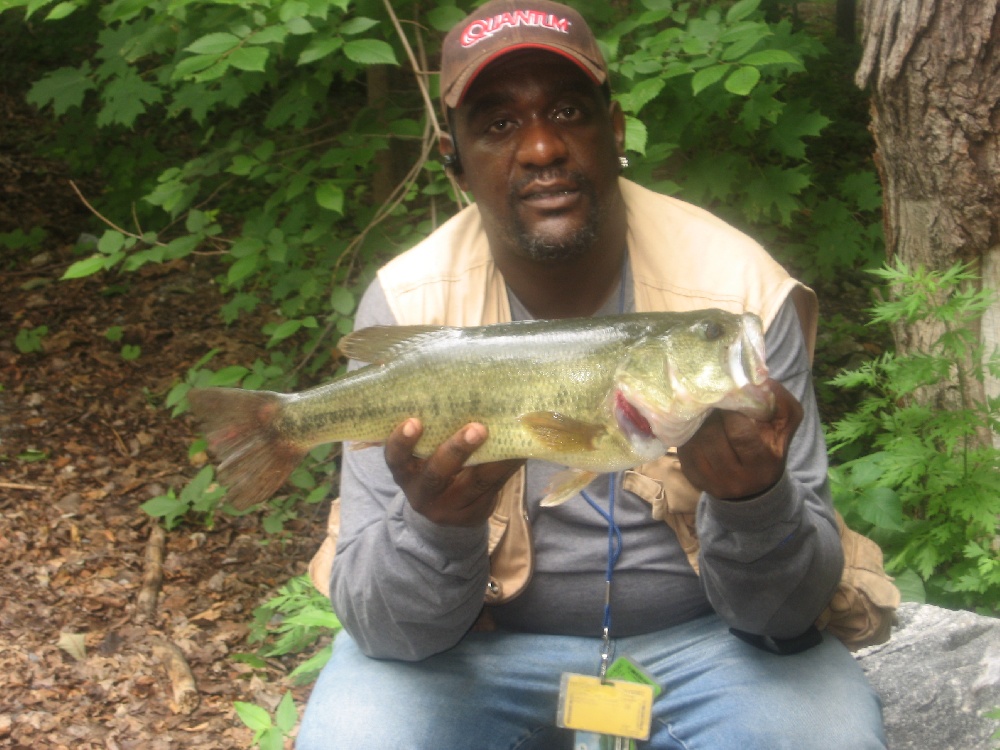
[{"xmin": 507, "ymin": 170, "xmax": 601, "ymax": 263}]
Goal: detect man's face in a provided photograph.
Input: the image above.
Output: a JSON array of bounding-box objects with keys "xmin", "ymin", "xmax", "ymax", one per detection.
[{"xmin": 449, "ymin": 51, "xmax": 625, "ymax": 264}]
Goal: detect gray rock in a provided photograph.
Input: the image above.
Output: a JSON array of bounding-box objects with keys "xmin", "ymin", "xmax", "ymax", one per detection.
[{"xmin": 856, "ymin": 602, "xmax": 1000, "ymax": 749}]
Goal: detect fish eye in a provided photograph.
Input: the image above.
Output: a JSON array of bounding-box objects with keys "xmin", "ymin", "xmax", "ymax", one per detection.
[{"xmin": 698, "ymin": 319, "xmax": 724, "ymax": 341}]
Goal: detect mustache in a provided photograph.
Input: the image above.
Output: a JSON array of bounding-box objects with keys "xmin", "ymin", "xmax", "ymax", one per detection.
[{"xmin": 510, "ymin": 168, "xmax": 589, "ymax": 196}]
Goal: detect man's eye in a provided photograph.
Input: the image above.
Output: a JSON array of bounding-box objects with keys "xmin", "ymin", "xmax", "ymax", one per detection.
[
  {"xmin": 554, "ymin": 106, "xmax": 582, "ymax": 121},
  {"xmin": 488, "ymin": 119, "xmax": 513, "ymax": 133}
]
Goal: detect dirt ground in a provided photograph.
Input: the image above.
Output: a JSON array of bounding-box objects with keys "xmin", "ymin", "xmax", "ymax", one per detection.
[{"xmin": 1, "ymin": 91, "xmax": 330, "ymax": 749}]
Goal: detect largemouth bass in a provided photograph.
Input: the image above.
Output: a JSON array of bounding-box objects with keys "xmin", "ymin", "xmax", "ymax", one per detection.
[{"xmin": 188, "ymin": 310, "xmax": 774, "ymax": 510}]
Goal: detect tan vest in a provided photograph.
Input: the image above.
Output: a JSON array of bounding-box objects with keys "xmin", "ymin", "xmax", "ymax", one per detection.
[{"xmin": 309, "ymin": 179, "xmax": 899, "ymax": 649}]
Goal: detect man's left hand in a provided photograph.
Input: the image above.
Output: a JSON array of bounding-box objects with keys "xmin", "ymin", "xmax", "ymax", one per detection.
[{"xmin": 677, "ymin": 379, "xmax": 803, "ymax": 501}]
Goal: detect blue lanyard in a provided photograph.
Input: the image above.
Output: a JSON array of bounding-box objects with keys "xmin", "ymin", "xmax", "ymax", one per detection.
[
  {"xmin": 581, "ymin": 473, "xmax": 622, "ymax": 680},
  {"xmin": 577, "ymin": 255, "xmax": 627, "ymax": 680}
]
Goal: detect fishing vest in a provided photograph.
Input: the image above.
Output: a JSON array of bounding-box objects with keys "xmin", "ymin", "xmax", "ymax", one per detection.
[{"xmin": 309, "ymin": 178, "xmax": 899, "ymax": 649}]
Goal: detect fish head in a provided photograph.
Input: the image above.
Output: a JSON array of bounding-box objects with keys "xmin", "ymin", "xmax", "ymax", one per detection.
[{"xmin": 612, "ymin": 310, "xmax": 774, "ymax": 448}]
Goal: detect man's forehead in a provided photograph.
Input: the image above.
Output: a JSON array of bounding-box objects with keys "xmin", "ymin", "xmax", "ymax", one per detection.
[{"xmin": 460, "ymin": 50, "xmax": 601, "ymax": 108}]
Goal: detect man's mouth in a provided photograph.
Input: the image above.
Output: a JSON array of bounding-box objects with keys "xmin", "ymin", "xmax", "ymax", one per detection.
[{"xmin": 520, "ymin": 183, "xmax": 581, "ymax": 210}]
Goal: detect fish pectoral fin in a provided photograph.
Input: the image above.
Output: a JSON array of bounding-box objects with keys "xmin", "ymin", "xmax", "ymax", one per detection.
[
  {"xmin": 520, "ymin": 411, "xmax": 607, "ymax": 452},
  {"xmin": 540, "ymin": 469, "xmax": 600, "ymax": 507},
  {"xmin": 348, "ymin": 440, "xmax": 385, "ymax": 451}
]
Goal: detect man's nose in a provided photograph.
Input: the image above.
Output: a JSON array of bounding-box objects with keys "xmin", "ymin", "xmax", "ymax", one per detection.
[{"xmin": 515, "ymin": 117, "xmax": 568, "ymax": 167}]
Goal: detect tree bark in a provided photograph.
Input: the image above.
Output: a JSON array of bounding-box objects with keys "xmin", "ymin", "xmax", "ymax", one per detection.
[{"xmin": 856, "ymin": 0, "xmax": 1000, "ymax": 414}]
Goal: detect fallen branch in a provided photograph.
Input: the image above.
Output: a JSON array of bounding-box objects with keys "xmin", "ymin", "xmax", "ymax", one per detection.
[
  {"xmin": 0, "ymin": 481, "xmax": 47, "ymax": 491},
  {"xmin": 134, "ymin": 524, "xmax": 166, "ymax": 624},
  {"xmin": 152, "ymin": 639, "xmax": 200, "ymax": 714}
]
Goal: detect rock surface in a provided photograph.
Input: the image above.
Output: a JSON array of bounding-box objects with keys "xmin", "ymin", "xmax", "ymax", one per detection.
[{"xmin": 856, "ymin": 602, "xmax": 1000, "ymax": 749}]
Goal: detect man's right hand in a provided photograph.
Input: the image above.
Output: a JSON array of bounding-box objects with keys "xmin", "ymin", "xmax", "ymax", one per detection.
[{"xmin": 384, "ymin": 418, "xmax": 524, "ymax": 527}]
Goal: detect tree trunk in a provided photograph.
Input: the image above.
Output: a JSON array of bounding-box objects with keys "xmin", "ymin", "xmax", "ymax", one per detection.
[{"xmin": 856, "ymin": 0, "xmax": 1000, "ymax": 416}]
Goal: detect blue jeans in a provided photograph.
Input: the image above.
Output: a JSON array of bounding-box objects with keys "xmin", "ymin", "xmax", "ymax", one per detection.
[{"xmin": 296, "ymin": 614, "xmax": 886, "ymax": 749}]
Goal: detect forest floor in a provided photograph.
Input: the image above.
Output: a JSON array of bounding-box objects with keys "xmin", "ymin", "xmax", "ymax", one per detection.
[
  {"xmin": 0, "ymin": 31, "xmax": 881, "ymax": 750},
  {"xmin": 1, "ymin": 84, "xmax": 329, "ymax": 749}
]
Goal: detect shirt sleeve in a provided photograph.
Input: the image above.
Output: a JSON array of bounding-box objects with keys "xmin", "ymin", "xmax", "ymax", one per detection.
[
  {"xmin": 695, "ymin": 296, "xmax": 843, "ymax": 639},
  {"xmin": 327, "ymin": 279, "xmax": 493, "ymax": 661}
]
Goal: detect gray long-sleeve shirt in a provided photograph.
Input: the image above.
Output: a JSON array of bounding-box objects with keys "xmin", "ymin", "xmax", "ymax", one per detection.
[{"xmin": 328, "ymin": 270, "xmax": 842, "ymax": 661}]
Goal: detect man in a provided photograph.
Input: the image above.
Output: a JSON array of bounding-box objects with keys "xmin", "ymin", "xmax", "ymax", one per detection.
[{"xmin": 297, "ymin": 1, "xmax": 886, "ymax": 747}]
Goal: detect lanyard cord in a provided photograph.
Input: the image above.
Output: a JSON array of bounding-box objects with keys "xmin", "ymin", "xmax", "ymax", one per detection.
[
  {"xmin": 574, "ymin": 253, "xmax": 628, "ymax": 680},
  {"xmin": 580, "ymin": 473, "xmax": 621, "ymax": 680}
]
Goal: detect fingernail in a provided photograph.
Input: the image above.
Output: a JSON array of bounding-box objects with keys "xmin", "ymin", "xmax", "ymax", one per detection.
[
  {"xmin": 402, "ymin": 420, "xmax": 418, "ymax": 438},
  {"xmin": 464, "ymin": 426, "xmax": 483, "ymax": 445}
]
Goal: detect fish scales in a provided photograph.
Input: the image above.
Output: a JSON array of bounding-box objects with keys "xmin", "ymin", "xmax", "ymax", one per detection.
[{"xmin": 278, "ymin": 324, "xmax": 633, "ymax": 465}]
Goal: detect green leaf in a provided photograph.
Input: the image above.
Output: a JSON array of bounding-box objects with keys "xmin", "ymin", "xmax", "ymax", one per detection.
[
  {"xmin": 726, "ymin": 0, "xmax": 760, "ymax": 23},
  {"xmin": 141, "ymin": 493, "xmax": 186, "ymax": 519},
  {"xmin": 27, "ymin": 64, "xmax": 96, "ymax": 116},
  {"xmin": 96, "ymin": 68, "xmax": 164, "ymax": 127},
  {"xmin": 724, "ymin": 65, "xmax": 760, "ymax": 96},
  {"xmin": 340, "ymin": 17, "xmax": 378, "ymax": 35},
  {"xmin": 426, "ymin": 4, "xmax": 468, "ymax": 31},
  {"xmin": 623, "ymin": 115, "xmax": 647, "ymax": 155},
  {"xmin": 892, "ymin": 568, "xmax": 926, "ymax": 603},
  {"xmin": 209, "ymin": 366, "xmax": 250, "ymax": 386},
  {"xmin": 62, "ymin": 255, "xmax": 108, "ymax": 279},
  {"xmin": 858, "ymin": 486, "xmax": 905, "ymax": 531},
  {"xmin": 233, "ymin": 701, "xmax": 272, "ymax": 733},
  {"xmin": 45, "ymin": 2, "xmax": 77, "ymax": 20},
  {"xmin": 268, "ymin": 319, "xmax": 304, "ymax": 346},
  {"xmin": 259, "ymin": 728, "xmax": 284, "ymax": 750},
  {"xmin": 617, "ymin": 77, "xmax": 665, "ymax": 115},
  {"xmin": 298, "ymin": 36, "xmax": 343, "ymax": 65},
  {"xmin": 330, "ymin": 286, "xmax": 355, "ymax": 315},
  {"xmin": 315, "ymin": 182, "xmax": 344, "ymax": 213},
  {"xmin": 186, "ymin": 32, "xmax": 239, "ymax": 55},
  {"xmin": 284, "ymin": 16, "xmax": 315, "ymax": 35},
  {"xmin": 278, "ymin": 0, "xmax": 309, "ymax": 22},
  {"xmin": 98, "ymin": 230, "xmax": 126, "ymax": 255},
  {"xmin": 228, "ymin": 46, "xmax": 269, "ymax": 72},
  {"xmin": 739, "ymin": 49, "xmax": 800, "ymax": 67},
  {"xmin": 228, "ymin": 254, "xmax": 260, "ymax": 285},
  {"xmin": 275, "ymin": 692, "xmax": 298, "ymax": 733},
  {"xmin": 691, "ymin": 64, "xmax": 729, "ymax": 96},
  {"xmin": 343, "ymin": 39, "xmax": 397, "ymax": 65}
]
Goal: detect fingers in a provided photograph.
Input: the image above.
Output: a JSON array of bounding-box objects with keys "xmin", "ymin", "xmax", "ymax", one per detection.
[
  {"xmin": 385, "ymin": 419, "xmax": 524, "ymax": 526},
  {"xmin": 677, "ymin": 379, "xmax": 803, "ymax": 500}
]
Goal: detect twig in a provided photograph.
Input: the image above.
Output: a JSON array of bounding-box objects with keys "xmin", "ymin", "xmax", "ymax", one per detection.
[
  {"xmin": 0, "ymin": 481, "xmax": 47, "ymax": 491},
  {"xmin": 152, "ymin": 638, "xmax": 200, "ymax": 714},
  {"xmin": 134, "ymin": 524, "xmax": 166, "ymax": 624},
  {"xmin": 68, "ymin": 180, "xmax": 157, "ymax": 244}
]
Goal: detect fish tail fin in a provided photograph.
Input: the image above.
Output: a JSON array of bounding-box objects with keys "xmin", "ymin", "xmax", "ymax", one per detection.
[{"xmin": 187, "ymin": 388, "xmax": 308, "ymax": 510}]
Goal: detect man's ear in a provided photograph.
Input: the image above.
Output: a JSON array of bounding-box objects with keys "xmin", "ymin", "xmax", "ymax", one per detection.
[
  {"xmin": 439, "ymin": 133, "xmax": 467, "ymax": 187},
  {"xmin": 609, "ymin": 100, "xmax": 626, "ymax": 158}
]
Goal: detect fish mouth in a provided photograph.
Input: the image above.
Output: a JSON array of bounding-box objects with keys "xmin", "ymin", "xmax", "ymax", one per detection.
[{"xmin": 613, "ymin": 390, "xmax": 655, "ymax": 441}]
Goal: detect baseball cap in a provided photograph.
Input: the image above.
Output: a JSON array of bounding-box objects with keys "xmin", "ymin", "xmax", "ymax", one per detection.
[{"xmin": 440, "ymin": 0, "xmax": 609, "ymax": 110}]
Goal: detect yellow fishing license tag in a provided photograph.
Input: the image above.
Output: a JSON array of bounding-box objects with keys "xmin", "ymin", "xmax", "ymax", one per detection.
[{"xmin": 556, "ymin": 673, "xmax": 654, "ymax": 740}]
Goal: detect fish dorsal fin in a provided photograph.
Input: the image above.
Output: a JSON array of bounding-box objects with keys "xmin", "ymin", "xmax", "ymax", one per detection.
[
  {"xmin": 338, "ymin": 325, "xmax": 457, "ymax": 364},
  {"xmin": 520, "ymin": 411, "xmax": 607, "ymax": 452}
]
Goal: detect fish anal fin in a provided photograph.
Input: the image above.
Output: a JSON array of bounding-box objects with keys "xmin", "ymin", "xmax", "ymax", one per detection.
[
  {"xmin": 338, "ymin": 325, "xmax": 455, "ymax": 364},
  {"xmin": 540, "ymin": 469, "xmax": 600, "ymax": 507},
  {"xmin": 520, "ymin": 411, "xmax": 607, "ymax": 452}
]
